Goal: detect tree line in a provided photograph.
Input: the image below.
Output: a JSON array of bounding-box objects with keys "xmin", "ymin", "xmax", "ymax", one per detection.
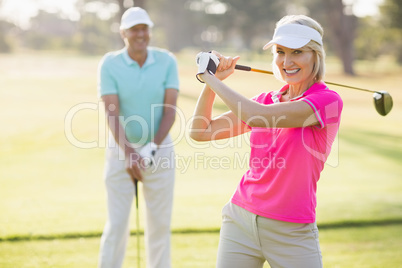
[{"xmin": 0, "ymin": 0, "xmax": 401, "ymax": 75}]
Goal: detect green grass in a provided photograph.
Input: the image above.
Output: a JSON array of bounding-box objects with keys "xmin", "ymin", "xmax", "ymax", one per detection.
[
  {"xmin": 0, "ymin": 51, "xmax": 402, "ymax": 266},
  {"xmin": 0, "ymin": 224, "xmax": 401, "ymax": 267}
]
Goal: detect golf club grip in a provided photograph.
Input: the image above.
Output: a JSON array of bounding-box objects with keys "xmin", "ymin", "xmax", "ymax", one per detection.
[{"xmin": 235, "ymin": 64, "xmax": 251, "ymax": 71}]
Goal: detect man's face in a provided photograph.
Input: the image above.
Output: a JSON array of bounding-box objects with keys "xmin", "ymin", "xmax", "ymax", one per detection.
[{"xmin": 121, "ymin": 24, "xmax": 150, "ymax": 52}]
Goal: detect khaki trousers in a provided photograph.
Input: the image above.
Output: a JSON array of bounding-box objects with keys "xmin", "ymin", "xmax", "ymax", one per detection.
[
  {"xmin": 217, "ymin": 202, "xmax": 322, "ymax": 268},
  {"xmin": 99, "ymin": 135, "xmax": 175, "ymax": 268}
]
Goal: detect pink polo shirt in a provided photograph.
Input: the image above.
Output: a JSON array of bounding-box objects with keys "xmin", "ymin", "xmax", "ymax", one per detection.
[{"xmin": 231, "ymin": 81, "xmax": 343, "ymax": 223}]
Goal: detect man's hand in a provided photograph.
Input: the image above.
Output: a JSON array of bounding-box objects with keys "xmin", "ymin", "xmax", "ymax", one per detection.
[
  {"xmin": 195, "ymin": 52, "xmax": 220, "ymax": 83},
  {"xmin": 125, "ymin": 148, "xmax": 143, "ymax": 183},
  {"xmin": 139, "ymin": 142, "xmax": 157, "ymax": 169}
]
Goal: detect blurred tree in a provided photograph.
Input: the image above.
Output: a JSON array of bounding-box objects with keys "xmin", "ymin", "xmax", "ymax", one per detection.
[
  {"xmin": 325, "ymin": 0, "xmax": 357, "ymax": 75},
  {"xmin": 0, "ymin": 0, "xmax": 13, "ymax": 52},
  {"xmin": 116, "ymin": 0, "xmax": 125, "ymax": 19},
  {"xmin": 4, "ymin": 0, "xmax": 388, "ymax": 63},
  {"xmin": 115, "ymin": 0, "xmax": 145, "ymax": 18},
  {"xmin": 157, "ymin": 0, "xmax": 195, "ymax": 52},
  {"xmin": 74, "ymin": 0, "xmax": 285, "ymax": 53},
  {"xmin": 23, "ymin": 11, "xmax": 77, "ymax": 50},
  {"xmin": 77, "ymin": 0, "xmax": 122, "ymax": 23},
  {"xmin": 74, "ymin": 0, "xmax": 124, "ymax": 52},
  {"xmin": 301, "ymin": 0, "xmax": 357, "ymax": 75},
  {"xmin": 380, "ymin": 0, "xmax": 402, "ymax": 64},
  {"xmin": 181, "ymin": 0, "xmax": 286, "ymax": 52},
  {"xmin": 75, "ymin": 0, "xmax": 148, "ymax": 50},
  {"xmin": 78, "ymin": 12, "xmax": 113, "ymax": 54},
  {"xmin": 0, "ymin": 20, "xmax": 13, "ymax": 52},
  {"xmin": 354, "ymin": 17, "xmax": 385, "ymax": 61},
  {"xmin": 101, "ymin": 0, "xmax": 197, "ymax": 52},
  {"xmin": 13, "ymin": 3, "xmax": 122, "ymax": 53},
  {"xmin": 77, "ymin": 0, "xmax": 145, "ymax": 24},
  {"xmin": 381, "ymin": 0, "xmax": 402, "ymax": 27},
  {"xmin": 223, "ymin": 0, "xmax": 286, "ymax": 50}
]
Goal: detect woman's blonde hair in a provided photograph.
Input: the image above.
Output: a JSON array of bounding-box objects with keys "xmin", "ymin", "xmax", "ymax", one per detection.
[{"xmin": 271, "ymin": 15, "xmax": 326, "ymax": 82}]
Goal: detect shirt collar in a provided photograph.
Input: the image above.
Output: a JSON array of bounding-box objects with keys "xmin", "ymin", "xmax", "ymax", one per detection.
[
  {"xmin": 271, "ymin": 84, "xmax": 289, "ymax": 103},
  {"xmin": 122, "ymin": 47, "xmax": 155, "ymax": 67},
  {"xmin": 271, "ymin": 81, "xmax": 327, "ymax": 103}
]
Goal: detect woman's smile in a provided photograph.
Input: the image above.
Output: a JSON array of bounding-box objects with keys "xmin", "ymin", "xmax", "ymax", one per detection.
[
  {"xmin": 283, "ymin": 68, "xmax": 301, "ymax": 75},
  {"xmin": 275, "ymin": 45, "xmax": 315, "ymax": 93}
]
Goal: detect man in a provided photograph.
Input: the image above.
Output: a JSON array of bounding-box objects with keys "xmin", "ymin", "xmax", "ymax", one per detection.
[{"xmin": 97, "ymin": 7, "xmax": 179, "ymax": 268}]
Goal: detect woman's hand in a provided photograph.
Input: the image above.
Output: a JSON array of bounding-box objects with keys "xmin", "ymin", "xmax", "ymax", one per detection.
[{"xmin": 211, "ymin": 51, "xmax": 240, "ymax": 81}]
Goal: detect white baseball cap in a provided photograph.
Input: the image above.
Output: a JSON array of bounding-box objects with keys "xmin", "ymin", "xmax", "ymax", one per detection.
[
  {"xmin": 263, "ymin": 24, "xmax": 323, "ymax": 50},
  {"xmin": 120, "ymin": 7, "xmax": 154, "ymax": 30}
]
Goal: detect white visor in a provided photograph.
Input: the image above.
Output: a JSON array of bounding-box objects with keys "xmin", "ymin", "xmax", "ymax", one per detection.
[{"xmin": 263, "ymin": 24, "xmax": 323, "ymax": 50}]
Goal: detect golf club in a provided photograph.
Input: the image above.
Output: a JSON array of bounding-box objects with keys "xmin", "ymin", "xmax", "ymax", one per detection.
[
  {"xmin": 235, "ymin": 64, "xmax": 393, "ymax": 116},
  {"xmin": 134, "ymin": 179, "xmax": 140, "ymax": 268}
]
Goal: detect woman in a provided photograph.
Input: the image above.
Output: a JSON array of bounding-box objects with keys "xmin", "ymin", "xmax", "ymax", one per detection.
[{"xmin": 190, "ymin": 15, "xmax": 343, "ymax": 268}]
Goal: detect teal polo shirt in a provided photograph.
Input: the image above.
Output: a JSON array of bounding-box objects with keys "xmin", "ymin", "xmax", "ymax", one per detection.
[{"xmin": 98, "ymin": 47, "xmax": 179, "ymax": 144}]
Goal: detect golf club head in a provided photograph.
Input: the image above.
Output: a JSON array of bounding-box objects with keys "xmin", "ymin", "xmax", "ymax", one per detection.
[{"xmin": 373, "ymin": 91, "xmax": 393, "ymax": 116}]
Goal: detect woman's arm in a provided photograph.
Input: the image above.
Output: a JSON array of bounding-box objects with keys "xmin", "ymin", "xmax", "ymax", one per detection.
[
  {"xmin": 189, "ymin": 84, "xmax": 250, "ymax": 141},
  {"xmin": 200, "ymin": 71, "xmax": 319, "ymax": 128},
  {"xmin": 190, "ymin": 60, "xmax": 250, "ymax": 142}
]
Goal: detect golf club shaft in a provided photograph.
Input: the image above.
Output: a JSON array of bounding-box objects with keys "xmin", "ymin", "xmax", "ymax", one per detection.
[
  {"xmin": 235, "ymin": 64, "xmax": 378, "ymax": 94},
  {"xmin": 135, "ymin": 179, "xmax": 140, "ymax": 268}
]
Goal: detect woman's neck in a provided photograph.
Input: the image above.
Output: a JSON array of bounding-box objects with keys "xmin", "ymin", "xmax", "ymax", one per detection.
[{"xmin": 287, "ymin": 80, "xmax": 315, "ymax": 99}]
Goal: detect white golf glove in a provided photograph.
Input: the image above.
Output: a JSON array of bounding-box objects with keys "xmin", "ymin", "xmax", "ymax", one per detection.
[
  {"xmin": 195, "ymin": 52, "xmax": 220, "ymax": 83},
  {"xmin": 139, "ymin": 142, "xmax": 157, "ymax": 169}
]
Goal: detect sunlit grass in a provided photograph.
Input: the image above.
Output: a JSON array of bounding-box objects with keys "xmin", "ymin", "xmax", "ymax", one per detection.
[
  {"xmin": 0, "ymin": 51, "xmax": 401, "ymax": 266},
  {"xmin": 0, "ymin": 224, "xmax": 401, "ymax": 267}
]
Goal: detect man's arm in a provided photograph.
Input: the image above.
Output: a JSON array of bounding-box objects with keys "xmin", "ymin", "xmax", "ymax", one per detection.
[
  {"xmin": 152, "ymin": 88, "xmax": 179, "ymax": 146},
  {"xmin": 101, "ymin": 94, "xmax": 144, "ymax": 181}
]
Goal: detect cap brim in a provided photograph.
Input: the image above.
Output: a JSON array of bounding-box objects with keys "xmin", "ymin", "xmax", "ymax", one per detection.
[
  {"xmin": 263, "ymin": 36, "xmax": 311, "ymax": 50},
  {"xmin": 120, "ymin": 20, "xmax": 154, "ymax": 30}
]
